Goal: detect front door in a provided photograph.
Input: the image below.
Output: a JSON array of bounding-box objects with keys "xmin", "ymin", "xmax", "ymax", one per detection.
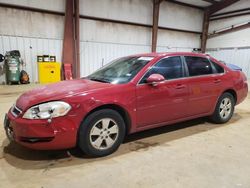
[{"xmin": 136, "ymin": 56, "xmax": 189, "ymax": 127}]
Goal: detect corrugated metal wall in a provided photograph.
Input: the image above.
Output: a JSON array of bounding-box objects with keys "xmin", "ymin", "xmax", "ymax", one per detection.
[
  {"xmin": 207, "ymin": 47, "xmax": 250, "ymax": 78},
  {"xmin": 0, "ymin": 33, "xmax": 198, "ymax": 83},
  {"xmin": 157, "ymin": 46, "xmax": 194, "ymax": 53},
  {"xmin": 0, "ymin": 36, "xmax": 197, "ymax": 82},
  {"xmin": 0, "ymin": 2, "xmax": 64, "ymax": 84},
  {"xmin": 0, "ymin": 0, "xmax": 203, "ymax": 83},
  {"xmin": 0, "ymin": 35, "xmax": 62, "ymax": 83},
  {"xmin": 78, "ymin": 0, "xmax": 202, "ymax": 77},
  {"xmin": 206, "ymin": 0, "xmax": 250, "ymax": 79},
  {"xmin": 80, "ymin": 41, "xmax": 151, "ymax": 76},
  {"xmin": 80, "ymin": 41, "xmax": 195, "ymax": 77}
]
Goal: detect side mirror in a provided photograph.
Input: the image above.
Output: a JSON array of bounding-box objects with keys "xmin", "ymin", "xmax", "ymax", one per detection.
[
  {"xmin": 0, "ymin": 54, "xmax": 4, "ymax": 62},
  {"xmin": 146, "ymin": 74, "xmax": 165, "ymax": 86}
]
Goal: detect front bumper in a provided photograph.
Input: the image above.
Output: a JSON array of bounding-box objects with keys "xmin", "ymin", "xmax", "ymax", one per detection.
[{"xmin": 4, "ymin": 111, "xmax": 78, "ymax": 150}]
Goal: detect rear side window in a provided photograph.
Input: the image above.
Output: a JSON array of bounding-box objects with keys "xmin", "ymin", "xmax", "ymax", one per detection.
[
  {"xmin": 211, "ymin": 61, "xmax": 224, "ymax": 73},
  {"xmin": 185, "ymin": 56, "xmax": 213, "ymax": 76},
  {"xmin": 140, "ymin": 56, "xmax": 183, "ymax": 83}
]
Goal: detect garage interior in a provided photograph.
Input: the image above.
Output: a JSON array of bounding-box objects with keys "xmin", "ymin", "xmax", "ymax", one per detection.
[{"xmin": 0, "ymin": 0, "xmax": 250, "ymax": 187}]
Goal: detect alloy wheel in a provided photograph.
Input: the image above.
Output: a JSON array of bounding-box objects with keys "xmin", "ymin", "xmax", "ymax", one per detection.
[
  {"xmin": 89, "ymin": 118, "xmax": 119, "ymax": 150},
  {"xmin": 219, "ymin": 97, "xmax": 232, "ymax": 119}
]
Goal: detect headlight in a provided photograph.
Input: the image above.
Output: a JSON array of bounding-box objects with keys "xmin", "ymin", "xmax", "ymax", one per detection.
[{"xmin": 23, "ymin": 101, "xmax": 71, "ymax": 119}]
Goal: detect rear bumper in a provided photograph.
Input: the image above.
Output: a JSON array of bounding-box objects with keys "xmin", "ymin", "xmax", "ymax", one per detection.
[
  {"xmin": 4, "ymin": 111, "xmax": 78, "ymax": 150},
  {"xmin": 236, "ymin": 80, "xmax": 248, "ymax": 105}
]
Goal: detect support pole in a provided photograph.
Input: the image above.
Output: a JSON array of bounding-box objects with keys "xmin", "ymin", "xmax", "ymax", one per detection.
[
  {"xmin": 62, "ymin": 0, "xmax": 75, "ymax": 78},
  {"xmin": 201, "ymin": 10, "xmax": 209, "ymax": 53},
  {"xmin": 74, "ymin": 0, "xmax": 80, "ymax": 78},
  {"xmin": 62, "ymin": 0, "xmax": 80, "ymax": 79},
  {"xmin": 151, "ymin": 0, "xmax": 161, "ymax": 52}
]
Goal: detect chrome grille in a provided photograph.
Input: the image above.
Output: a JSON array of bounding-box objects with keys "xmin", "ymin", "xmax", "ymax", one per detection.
[{"xmin": 11, "ymin": 105, "xmax": 22, "ymax": 117}]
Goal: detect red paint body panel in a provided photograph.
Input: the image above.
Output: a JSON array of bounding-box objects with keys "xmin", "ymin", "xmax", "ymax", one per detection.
[
  {"xmin": 136, "ymin": 78, "xmax": 189, "ymax": 126},
  {"xmin": 5, "ymin": 52, "xmax": 248, "ymax": 150}
]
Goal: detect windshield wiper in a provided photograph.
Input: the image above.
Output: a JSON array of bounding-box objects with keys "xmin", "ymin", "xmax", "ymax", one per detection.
[{"xmin": 89, "ymin": 78, "xmax": 110, "ymax": 83}]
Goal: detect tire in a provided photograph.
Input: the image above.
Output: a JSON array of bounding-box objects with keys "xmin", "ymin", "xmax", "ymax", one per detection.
[
  {"xmin": 209, "ymin": 92, "xmax": 235, "ymax": 124},
  {"xmin": 78, "ymin": 109, "xmax": 125, "ymax": 157}
]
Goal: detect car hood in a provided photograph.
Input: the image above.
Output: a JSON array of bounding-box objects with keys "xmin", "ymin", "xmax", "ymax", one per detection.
[{"xmin": 16, "ymin": 79, "xmax": 114, "ymax": 110}]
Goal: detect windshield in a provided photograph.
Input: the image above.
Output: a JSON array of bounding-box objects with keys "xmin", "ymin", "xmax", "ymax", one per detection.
[{"xmin": 86, "ymin": 56, "xmax": 154, "ymax": 84}]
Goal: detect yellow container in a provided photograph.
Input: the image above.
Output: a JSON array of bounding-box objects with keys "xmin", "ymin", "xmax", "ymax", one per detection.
[{"xmin": 38, "ymin": 62, "xmax": 61, "ymax": 84}]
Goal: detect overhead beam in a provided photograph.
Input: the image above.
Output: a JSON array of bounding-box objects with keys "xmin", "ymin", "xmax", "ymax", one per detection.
[
  {"xmin": 210, "ymin": 12, "xmax": 250, "ymax": 21},
  {"xmin": 210, "ymin": 7, "xmax": 250, "ymax": 17},
  {"xmin": 202, "ymin": 0, "xmax": 218, "ymax": 4},
  {"xmin": 210, "ymin": 8, "xmax": 250, "ymax": 21},
  {"xmin": 151, "ymin": 0, "xmax": 162, "ymax": 52},
  {"xmin": 207, "ymin": 0, "xmax": 240, "ymax": 15},
  {"xmin": 165, "ymin": 0, "xmax": 204, "ymax": 10},
  {"xmin": 208, "ymin": 22, "xmax": 250, "ymax": 38}
]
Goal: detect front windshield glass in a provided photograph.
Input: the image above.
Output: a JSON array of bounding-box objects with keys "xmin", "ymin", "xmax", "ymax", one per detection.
[{"xmin": 86, "ymin": 56, "xmax": 154, "ymax": 84}]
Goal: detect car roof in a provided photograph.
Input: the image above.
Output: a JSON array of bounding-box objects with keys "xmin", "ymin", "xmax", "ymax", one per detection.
[{"xmin": 132, "ymin": 52, "xmax": 210, "ymax": 58}]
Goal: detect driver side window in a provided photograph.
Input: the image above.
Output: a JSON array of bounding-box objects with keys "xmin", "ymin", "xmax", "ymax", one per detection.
[{"xmin": 139, "ymin": 56, "xmax": 183, "ymax": 84}]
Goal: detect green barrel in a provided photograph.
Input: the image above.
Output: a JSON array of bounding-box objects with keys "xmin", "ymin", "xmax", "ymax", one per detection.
[{"xmin": 5, "ymin": 56, "xmax": 21, "ymax": 85}]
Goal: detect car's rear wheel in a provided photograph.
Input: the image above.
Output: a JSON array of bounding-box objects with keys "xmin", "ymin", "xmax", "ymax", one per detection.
[
  {"xmin": 209, "ymin": 92, "xmax": 235, "ymax": 124},
  {"xmin": 78, "ymin": 109, "xmax": 125, "ymax": 157}
]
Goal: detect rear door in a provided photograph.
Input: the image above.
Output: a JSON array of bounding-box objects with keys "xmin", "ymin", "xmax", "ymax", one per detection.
[
  {"xmin": 184, "ymin": 56, "xmax": 223, "ymax": 116},
  {"xmin": 136, "ymin": 56, "xmax": 189, "ymax": 127}
]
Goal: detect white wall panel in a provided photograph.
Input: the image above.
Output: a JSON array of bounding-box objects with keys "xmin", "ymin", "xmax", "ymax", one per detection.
[
  {"xmin": 80, "ymin": 0, "xmax": 203, "ymax": 32},
  {"xmin": 0, "ymin": 0, "xmax": 203, "ymax": 83},
  {"xmin": 0, "ymin": 7, "xmax": 64, "ymax": 39},
  {"xmin": 80, "ymin": 19, "xmax": 152, "ymax": 45},
  {"xmin": 207, "ymin": 0, "xmax": 250, "ymax": 79},
  {"xmin": 79, "ymin": 18, "xmax": 201, "ymax": 76},
  {"xmin": 157, "ymin": 29, "xmax": 200, "ymax": 49},
  {"xmin": 80, "ymin": 18, "xmax": 151, "ymax": 76},
  {"xmin": 80, "ymin": 0, "xmax": 153, "ymax": 25},
  {"xmin": 207, "ymin": 48, "xmax": 250, "ymax": 78},
  {"xmin": 207, "ymin": 28, "xmax": 250, "ymax": 48},
  {"xmin": 80, "ymin": 41, "xmax": 150, "ymax": 77},
  {"xmin": 159, "ymin": 1, "xmax": 203, "ymax": 32},
  {"xmin": 208, "ymin": 14, "xmax": 250, "ymax": 48},
  {"xmin": 0, "ymin": 35, "xmax": 62, "ymax": 83},
  {"xmin": 80, "ymin": 39, "xmax": 195, "ymax": 77},
  {"xmin": 209, "ymin": 15, "xmax": 250, "ymax": 33},
  {"xmin": 0, "ymin": 6, "xmax": 64, "ymax": 84},
  {"xmin": 157, "ymin": 46, "xmax": 194, "ymax": 53},
  {"xmin": 0, "ymin": 0, "xmax": 65, "ymax": 12}
]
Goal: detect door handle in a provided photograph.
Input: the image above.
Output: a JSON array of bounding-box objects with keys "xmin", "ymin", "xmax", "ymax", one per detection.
[
  {"xmin": 175, "ymin": 84, "xmax": 186, "ymax": 89},
  {"xmin": 214, "ymin": 79, "xmax": 221, "ymax": 84}
]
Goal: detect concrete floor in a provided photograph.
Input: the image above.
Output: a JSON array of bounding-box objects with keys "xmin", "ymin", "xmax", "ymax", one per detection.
[{"xmin": 0, "ymin": 83, "xmax": 250, "ymax": 188}]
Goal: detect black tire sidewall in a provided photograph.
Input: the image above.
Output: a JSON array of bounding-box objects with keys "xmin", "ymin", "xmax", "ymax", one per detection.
[
  {"xmin": 212, "ymin": 92, "xmax": 235, "ymax": 123},
  {"xmin": 78, "ymin": 109, "xmax": 125, "ymax": 157}
]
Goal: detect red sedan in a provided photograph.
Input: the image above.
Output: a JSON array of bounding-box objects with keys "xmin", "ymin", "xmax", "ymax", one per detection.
[{"xmin": 4, "ymin": 52, "xmax": 248, "ymax": 157}]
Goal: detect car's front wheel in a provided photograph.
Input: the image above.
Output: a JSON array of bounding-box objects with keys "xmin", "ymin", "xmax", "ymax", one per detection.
[
  {"xmin": 210, "ymin": 92, "xmax": 235, "ymax": 124},
  {"xmin": 78, "ymin": 109, "xmax": 125, "ymax": 157}
]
